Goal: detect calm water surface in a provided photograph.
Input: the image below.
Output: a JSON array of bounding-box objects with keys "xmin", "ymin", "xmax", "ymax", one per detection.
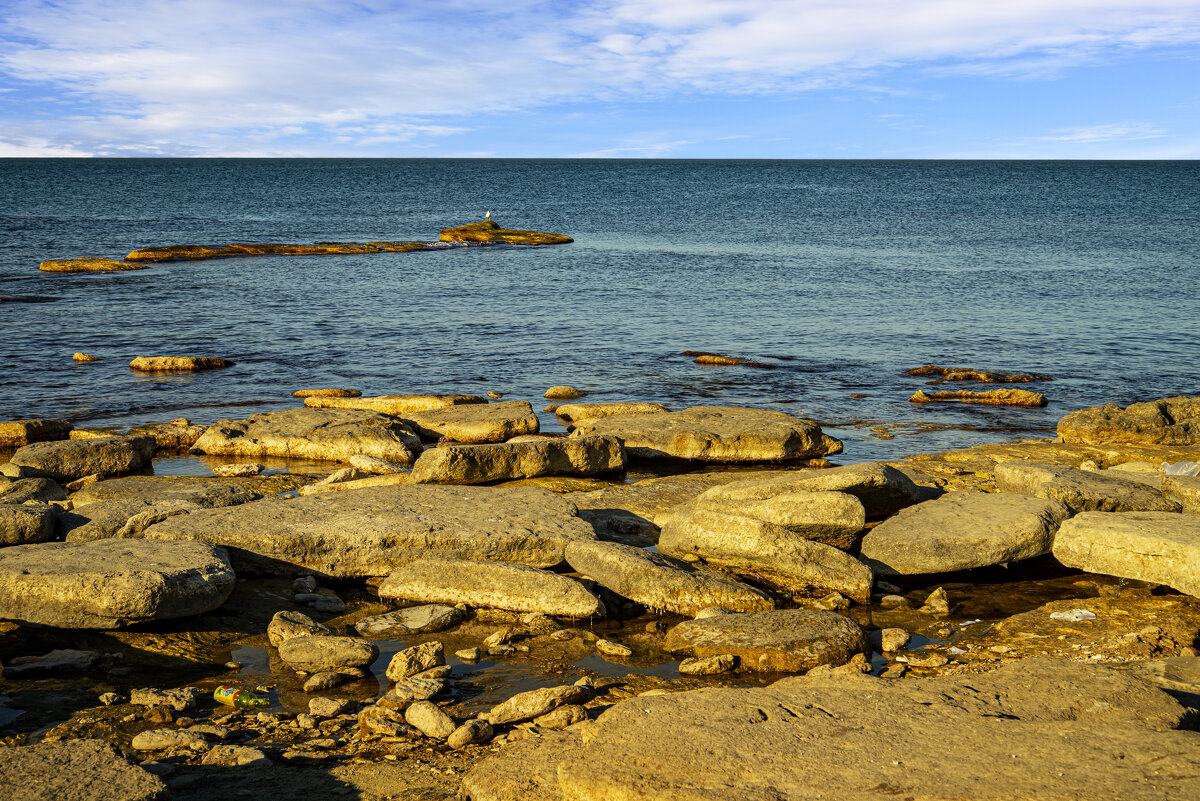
[{"xmin": 2, "ymin": 159, "xmax": 1197, "ymax": 462}]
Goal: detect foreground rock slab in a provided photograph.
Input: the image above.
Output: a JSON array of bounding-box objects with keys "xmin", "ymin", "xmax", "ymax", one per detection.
[
  {"xmin": 1053, "ymin": 511, "xmax": 1200, "ymax": 597},
  {"xmin": 0, "ymin": 504, "xmax": 59, "ymax": 546},
  {"xmin": 461, "ymin": 658, "xmax": 1198, "ymax": 801},
  {"xmin": 664, "ymin": 609, "xmax": 868, "ymax": 673},
  {"xmin": 571, "ymin": 406, "xmax": 842, "ymax": 462},
  {"xmin": 8, "ymin": 435, "xmax": 153, "ymax": 482},
  {"xmin": 63, "ymin": 476, "xmax": 260, "ymax": 542},
  {"xmin": 996, "ymin": 461, "xmax": 1181, "ymax": 513},
  {"xmin": 0, "ymin": 539, "xmax": 235, "ymax": 628},
  {"xmin": 192, "ymin": 407, "xmax": 422, "ymax": 464},
  {"xmin": 0, "ymin": 418, "xmax": 73, "ymax": 447},
  {"xmin": 379, "ymin": 557, "xmax": 604, "ymax": 618},
  {"xmin": 564, "ymin": 539, "xmax": 774, "ymax": 616},
  {"xmin": 0, "ymin": 738, "xmax": 169, "ymax": 801},
  {"xmin": 304, "ymin": 393, "xmax": 485, "ymax": 415},
  {"xmin": 409, "ymin": 435, "xmax": 626, "ymax": 484},
  {"xmin": 1059, "ymin": 395, "xmax": 1200, "ymax": 445},
  {"xmin": 554, "ymin": 402, "xmax": 669, "ymax": 426},
  {"xmin": 400, "ymin": 400, "xmax": 540, "ymax": 443},
  {"xmin": 139, "ymin": 484, "xmax": 595, "ymax": 576},
  {"xmin": 860, "ymin": 491, "xmax": 1071, "ymax": 574},
  {"xmin": 695, "ymin": 461, "xmax": 923, "ymax": 519}
]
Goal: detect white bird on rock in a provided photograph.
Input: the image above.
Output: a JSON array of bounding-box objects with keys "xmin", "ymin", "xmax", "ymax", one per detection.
[{"xmin": 484, "ymin": 210, "xmax": 492, "ymax": 220}]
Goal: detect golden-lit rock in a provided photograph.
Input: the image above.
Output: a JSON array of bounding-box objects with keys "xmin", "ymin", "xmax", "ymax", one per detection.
[
  {"xmin": 125, "ymin": 241, "xmax": 428, "ymax": 262},
  {"xmin": 39, "ymin": 257, "xmax": 150, "ymax": 273},
  {"xmin": 129, "ymin": 356, "xmax": 232, "ymax": 372},
  {"xmin": 909, "ymin": 388, "xmax": 1047, "ymax": 407},
  {"xmin": 904, "ymin": 364, "xmax": 1052, "ymax": 383},
  {"xmin": 438, "ymin": 220, "xmax": 572, "ymax": 245},
  {"xmin": 292, "ymin": 388, "xmax": 362, "ymax": 398}
]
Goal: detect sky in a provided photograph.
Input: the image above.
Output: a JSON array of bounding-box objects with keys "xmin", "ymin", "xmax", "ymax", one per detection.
[{"xmin": 1, "ymin": 0, "xmax": 1198, "ymax": 158}]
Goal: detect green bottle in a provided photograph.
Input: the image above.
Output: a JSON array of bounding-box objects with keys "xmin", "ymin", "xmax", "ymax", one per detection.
[{"xmin": 214, "ymin": 685, "xmax": 269, "ymax": 710}]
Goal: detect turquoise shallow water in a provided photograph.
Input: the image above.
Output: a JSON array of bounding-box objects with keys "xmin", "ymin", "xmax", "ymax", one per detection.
[{"xmin": 1, "ymin": 158, "xmax": 1197, "ymax": 462}]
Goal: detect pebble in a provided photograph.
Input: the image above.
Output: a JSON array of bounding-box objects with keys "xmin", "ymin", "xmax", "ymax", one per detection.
[
  {"xmin": 293, "ymin": 575, "xmax": 319, "ymax": 594},
  {"xmin": 918, "ymin": 587, "xmax": 951, "ymax": 615},
  {"xmin": 405, "ymin": 701, "xmax": 456, "ymax": 740},
  {"xmin": 878, "ymin": 595, "xmax": 910, "ymax": 610},
  {"xmin": 678, "ymin": 654, "xmax": 737, "ymax": 676},
  {"xmin": 309, "ymin": 697, "xmax": 353, "ymax": 717},
  {"xmin": 812, "ymin": 592, "xmax": 850, "ymax": 611},
  {"xmin": 447, "ymin": 718, "xmax": 493, "ymax": 749},
  {"xmin": 455, "ymin": 648, "xmax": 483, "ymax": 662},
  {"xmin": 880, "ymin": 628, "xmax": 910, "ymax": 652},
  {"xmin": 212, "ymin": 463, "xmax": 265, "ymax": 477},
  {"xmin": 902, "ymin": 653, "xmax": 950, "ymax": 668},
  {"xmin": 224, "ymin": 661, "xmax": 243, "ymax": 671},
  {"xmin": 549, "ymin": 629, "xmax": 575, "ymax": 640},
  {"xmin": 98, "ymin": 692, "xmax": 122, "ymax": 706},
  {"xmin": 595, "ymin": 639, "xmax": 633, "ymax": 657},
  {"xmin": 296, "ymin": 713, "xmax": 317, "ymax": 729},
  {"xmin": 486, "ymin": 391, "xmax": 503, "ymax": 399},
  {"xmin": 304, "ymin": 671, "xmax": 351, "ymax": 693}
]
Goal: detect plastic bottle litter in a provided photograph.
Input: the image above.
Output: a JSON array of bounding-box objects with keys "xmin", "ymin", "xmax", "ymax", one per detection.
[
  {"xmin": 214, "ymin": 685, "xmax": 269, "ymax": 710},
  {"xmin": 1162, "ymin": 461, "xmax": 1200, "ymax": 477},
  {"xmin": 1049, "ymin": 609, "xmax": 1097, "ymax": 622}
]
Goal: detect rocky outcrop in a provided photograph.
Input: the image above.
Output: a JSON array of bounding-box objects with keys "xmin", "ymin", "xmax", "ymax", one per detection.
[
  {"xmin": 910, "ymin": 388, "xmax": 1047, "ymax": 407},
  {"xmin": 0, "ymin": 738, "xmax": 169, "ymax": 801},
  {"xmin": 138, "ymin": 484, "xmax": 595, "ymax": 576},
  {"xmin": 553, "ymin": 402, "xmax": 669, "ymax": 426},
  {"xmin": 1052, "ymin": 511, "xmax": 1200, "ymax": 597},
  {"xmin": 859, "ymin": 491, "xmax": 1071, "ymax": 574},
  {"xmin": 664, "ymin": 609, "xmax": 869, "ymax": 673},
  {"xmin": 0, "ymin": 539, "xmax": 235, "ymax": 628},
  {"xmin": 62, "ymin": 477, "xmax": 260, "ymax": 542},
  {"xmin": 378, "ymin": 557, "xmax": 604, "ymax": 618},
  {"xmin": 409, "ymin": 435, "xmax": 626, "ymax": 484},
  {"xmin": 401, "ymin": 400, "xmax": 540, "ymax": 443},
  {"xmin": 995, "ymin": 461, "xmax": 1181, "ymax": 513},
  {"xmin": 303, "ymin": 393, "xmax": 486, "ymax": 415},
  {"xmin": 1058, "ymin": 396, "xmax": 1200, "ymax": 445},
  {"xmin": 571, "ymin": 406, "xmax": 843, "ymax": 462},
  {"xmin": 693, "ymin": 462, "xmax": 923, "ymax": 519},
  {"xmin": 128, "ymin": 356, "xmax": 231, "ymax": 372},
  {"xmin": 191, "ymin": 407, "xmax": 422, "ymax": 464},
  {"xmin": 0, "ymin": 419, "xmax": 73, "ymax": 447},
  {"xmin": 292, "ymin": 388, "xmax": 361, "ymax": 398},
  {"xmin": 124, "ymin": 241, "xmax": 429, "ymax": 262},
  {"xmin": 39, "ymin": 257, "xmax": 150, "ymax": 273},
  {"xmin": 564, "ymin": 539, "xmax": 774, "ymax": 616},
  {"xmin": 8, "ymin": 435, "xmax": 154, "ymax": 482},
  {"xmin": 439, "ymin": 220, "xmax": 572, "ymax": 245},
  {"xmin": 904, "ymin": 364, "xmax": 1052, "ymax": 383}
]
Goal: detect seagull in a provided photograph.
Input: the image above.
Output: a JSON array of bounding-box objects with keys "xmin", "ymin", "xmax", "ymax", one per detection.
[{"xmin": 484, "ymin": 210, "xmax": 492, "ymax": 220}]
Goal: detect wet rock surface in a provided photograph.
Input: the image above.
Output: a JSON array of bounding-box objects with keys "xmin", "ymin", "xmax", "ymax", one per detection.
[
  {"xmin": 1059, "ymin": 395, "xmax": 1200, "ymax": 445},
  {"xmin": 409, "ymin": 435, "xmax": 626, "ymax": 484},
  {"xmin": 62, "ymin": 477, "xmax": 260, "ymax": 543}
]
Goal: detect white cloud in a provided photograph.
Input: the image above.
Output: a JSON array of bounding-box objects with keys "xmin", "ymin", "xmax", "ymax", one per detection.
[
  {"xmin": 1037, "ymin": 122, "xmax": 1167, "ymax": 142},
  {"xmin": 1, "ymin": 1, "xmax": 1198, "ymax": 154}
]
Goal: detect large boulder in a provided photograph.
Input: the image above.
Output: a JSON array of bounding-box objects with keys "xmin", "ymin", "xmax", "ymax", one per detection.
[
  {"xmin": 859, "ymin": 491, "xmax": 1072, "ymax": 574},
  {"xmin": 62, "ymin": 477, "xmax": 261, "ymax": 542},
  {"xmin": 409, "ymin": 436, "xmax": 626, "ymax": 485},
  {"xmin": 0, "ymin": 738, "xmax": 169, "ymax": 801},
  {"xmin": 0, "ymin": 539, "xmax": 235, "ymax": 628},
  {"xmin": 378, "ymin": 557, "xmax": 604, "ymax": 618},
  {"xmin": 554, "ymin": 402, "xmax": 669, "ymax": 426},
  {"xmin": 658, "ymin": 507, "xmax": 873, "ymax": 601},
  {"xmin": 0, "ymin": 419, "xmax": 73, "ymax": 447},
  {"xmin": 460, "ymin": 658, "xmax": 1197, "ymax": 801},
  {"xmin": 995, "ymin": 461, "xmax": 1181, "ymax": 513},
  {"xmin": 1059, "ymin": 396, "xmax": 1200, "ymax": 445},
  {"xmin": 138, "ymin": 484, "xmax": 595, "ymax": 576},
  {"xmin": 1164, "ymin": 474, "xmax": 1200, "ymax": 512},
  {"xmin": 400, "ymin": 400, "xmax": 539, "ymax": 443},
  {"xmin": 191, "ymin": 407, "xmax": 422, "ymax": 464},
  {"xmin": 694, "ymin": 462, "xmax": 923, "ymax": 519},
  {"xmin": 564, "ymin": 539, "xmax": 774, "ymax": 616},
  {"xmin": 8, "ymin": 435, "xmax": 154, "ymax": 482},
  {"xmin": 664, "ymin": 609, "xmax": 869, "ymax": 673},
  {"xmin": 1052, "ymin": 511, "xmax": 1200, "ymax": 597},
  {"xmin": 303, "ymin": 393, "xmax": 486, "ymax": 415},
  {"xmin": 0, "ymin": 504, "xmax": 59, "ymax": 546},
  {"xmin": 570, "ymin": 406, "xmax": 843, "ymax": 462},
  {"xmin": 276, "ymin": 635, "xmax": 379, "ymax": 673},
  {"xmin": 0, "ymin": 478, "xmax": 66, "ymax": 504}
]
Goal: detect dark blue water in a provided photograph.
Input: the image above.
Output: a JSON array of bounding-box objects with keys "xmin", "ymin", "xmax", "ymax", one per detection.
[{"xmin": 2, "ymin": 159, "xmax": 1198, "ymax": 462}]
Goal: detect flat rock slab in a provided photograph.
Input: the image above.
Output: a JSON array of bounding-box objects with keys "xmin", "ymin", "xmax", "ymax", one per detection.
[
  {"xmin": 860, "ymin": 491, "xmax": 1072, "ymax": 575},
  {"xmin": 571, "ymin": 406, "xmax": 843, "ymax": 462},
  {"xmin": 1053, "ymin": 511, "xmax": 1200, "ymax": 597},
  {"xmin": 0, "ymin": 419, "xmax": 73, "ymax": 447},
  {"xmin": 910, "ymin": 388, "xmax": 1047, "ymax": 407},
  {"xmin": 1059, "ymin": 395, "xmax": 1200, "ymax": 445},
  {"xmin": 39, "ymin": 257, "xmax": 150, "ymax": 273},
  {"xmin": 191, "ymin": 407, "xmax": 422, "ymax": 464},
  {"xmin": 677, "ymin": 490, "xmax": 866, "ymax": 550},
  {"xmin": 1164, "ymin": 474, "xmax": 1200, "ymax": 512},
  {"xmin": 554, "ymin": 402, "xmax": 669, "ymax": 426},
  {"xmin": 277, "ymin": 634, "xmax": 379, "ymax": 672},
  {"xmin": 139, "ymin": 484, "xmax": 595, "ymax": 576},
  {"xmin": 410, "ymin": 435, "xmax": 626, "ymax": 484},
  {"xmin": 696, "ymin": 462, "xmax": 923, "ymax": 519},
  {"xmin": 0, "ymin": 539, "xmax": 235, "ymax": 628},
  {"xmin": 8, "ymin": 435, "xmax": 154, "ymax": 482},
  {"xmin": 461, "ymin": 658, "xmax": 1197, "ymax": 801},
  {"xmin": 355, "ymin": 604, "xmax": 467, "ymax": 636},
  {"xmin": 129, "ymin": 356, "xmax": 231, "ymax": 372},
  {"xmin": 304, "ymin": 393, "xmax": 486, "ymax": 415},
  {"xmin": 63, "ymin": 477, "xmax": 261, "ymax": 542},
  {"xmin": 0, "ymin": 503, "xmax": 59, "ymax": 546},
  {"xmin": 0, "ymin": 738, "xmax": 169, "ymax": 801},
  {"xmin": 658, "ymin": 507, "xmax": 873, "ymax": 601},
  {"xmin": 664, "ymin": 609, "xmax": 868, "ymax": 673},
  {"xmin": 0, "ymin": 478, "xmax": 66, "ymax": 504},
  {"xmin": 379, "ymin": 557, "xmax": 604, "ymax": 618},
  {"xmin": 564, "ymin": 539, "xmax": 774, "ymax": 616},
  {"xmin": 996, "ymin": 461, "xmax": 1181, "ymax": 513},
  {"xmin": 400, "ymin": 400, "xmax": 539, "ymax": 443}
]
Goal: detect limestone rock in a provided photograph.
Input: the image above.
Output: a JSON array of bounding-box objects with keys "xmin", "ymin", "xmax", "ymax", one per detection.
[
  {"xmin": 129, "ymin": 356, "xmax": 231, "ymax": 372},
  {"xmin": 8, "ymin": 435, "xmax": 154, "ymax": 482},
  {"xmin": 0, "ymin": 739, "xmax": 168, "ymax": 801},
  {"xmin": 0, "ymin": 539, "xmax": 235, "ymax": 628},
  {"xmin": 545, "ymin": 385, "xmax": 586, "ymax": 400},
  {"xmin": 385, "ymin": 641, "xmax": 445, "ymax": 680},
  {"xmin": 483, "ymin": 685, "xmax": 592, "ymax": 726},
  {"xmin": 138, "ymin": 484, "xmax": 595, "ymax": 576},
  {"xmin": 678, "ymin": 654, "xmax": 737, "ymax": 675},
  {"xmin": 191, "ymin": 407, "xmax": 422, "ymax": 464},
  {"xmin": 440, "ymin": 220, "xmax": 573, "ymax": 245},
  {"xmin": 73, "ymin": 352, "xmax": 100, "ymax": 362},
  {"xmin": 131, "ymin": 728, "xmax": 208, "ymax": 751},
  {"xmin": 1163, "ymin": 474, "xmax": 1200, "ymax": 513},
  {"xmin": 0, "ymin": 478, "xmax": 66, "ymax": 504},
  {"xmin": 3, "ymin": 648, "xmax": 100, "ymax": 678},
  {"xmin": 0, "ymin": 503, "xmax": 59, "ymax": 546},
  {"xmin": 277, "ymin": 635, "xmax": 379, "ymax": 673},
  {"xmin": 401, "ymin": 400, "xmax": 540, "ymax": 443},
  {"xmin": 293, "ymin": 388, "xmax": 361, "ymax": 398},
  {"xmin": 379, "ymin": 676, "xmax": 446, "ymax": 706},
  {"xmin": 995, "ymin": 461, "xmax": 1180, "ymax": 513},
  {"xmin": 910, "ymin": 388, "xmax": 1047, "ymax": 407},
  {"xmin": 695, "ymin": 462, "xmax": 923, "ymax": 519},
  {"xmin": 571, "ymin": 406, "xmax": 842, "ymax": 462},
  {"xmin": 1059, "ymin": 396, "xmax": 1200, "ymax": 445},
  {"xmin": 904, "ymin": 364, "xmax": 1052, "ymax": 383},
  {"xmin": 379, "ymin": 558, "xmax": 604, "ymax": 618},
  {"xmin": 130, "ymin": 687, "xmax": 202, "ymax": 711},
  {"xmin": 199, "ymin": 745, "xmax": 269, "ymax": 766},
  {"xmin": 554, "ymin": 402, "xmax": 669, "ymax": 426},
  {"xmin": 210, "ymin": 462, "xmax": 264, "ymax": 477},
  {"xmin": 564, "ymin": 539, "xmax": 773, "ymax": 616},
  {"xmin": 1052, "ymin": 511, "xmax": 1200, "ymax": 597},
  {"xmin": 62, "ymin": 477, "xmax": 260, "ymax": 543},
  {"xmin": 658, "ymin": 507, "xmax": 873, "ymax": 601},
  {"xmin": 405, "ymin": 700, "xmax": 456, "ymax": 739},
  {"xmin": 127, "ymin": 421, "xmax": 207, "ymax": 452},
  {"xmin": 664, "ymin": 609, "xmax": 869, "ymax": 673},
  {"xmin": 0, "ymin": 419, "xmax": 72, "ymax": 447},
  {"xmin": 308, "ymin": 697, "xmax": 354, "ymax": 717},
  {"xmin": 685, "ymin": 490, "xmax": 866, "ymax": 549},
  {"xmin": 303, "ymin": 393, "xmax": 486, "ymax": 415},
  {"xmin": 409, "ymin": 435, "xmax": 626, "ymax": 485},
  {"xmin": 860, "ymin": 491, "xmax": 1072, "ymax": 574},
  {"xmin": 267, "ymin": 610, "xmax": 333, "ymax": 647},
  {"xmin": 39, "ymin": 257, "xmax": 148, "ymax": 273},
  {"xmin": 535, "ymin": 704, "xmax": 587, "ymax": 729},
  {"xmin": 354, "ymin": 604, "xmax": 466, "ymax": 637},
  {"xmin": 348, "ymin": 454, "xmax": 408, "ymax": 474},
  {"xmin": 448, "ymin": 718, "xmax": 494, "ymax": 748}
]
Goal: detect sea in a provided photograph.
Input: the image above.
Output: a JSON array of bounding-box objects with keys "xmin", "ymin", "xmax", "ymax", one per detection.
[{"xmin": 2, "ymin": 159, "xmax": 1198, "ymax": 465}]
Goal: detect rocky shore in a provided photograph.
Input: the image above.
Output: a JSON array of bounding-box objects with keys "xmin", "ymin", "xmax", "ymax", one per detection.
[{"xmin": 1, "ymin": 390, "xmax": 1198, "ymax": 800}]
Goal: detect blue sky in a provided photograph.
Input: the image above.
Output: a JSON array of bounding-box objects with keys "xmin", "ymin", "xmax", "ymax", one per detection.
[{"xmin": 1, "ymin": 0, "xmax": 1198, "ymax": 157}]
